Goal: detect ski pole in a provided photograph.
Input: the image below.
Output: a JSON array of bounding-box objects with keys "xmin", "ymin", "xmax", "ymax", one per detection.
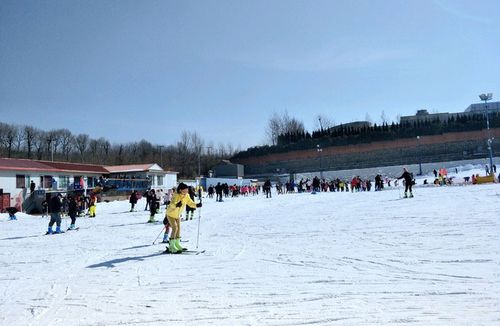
[
  {"xmin": 152, "ymin": 226, "xmax": 166, "ymax": 245},
  {"xmin": 196, "ymin": 188, "xmax": 202, "ymax": 249}
]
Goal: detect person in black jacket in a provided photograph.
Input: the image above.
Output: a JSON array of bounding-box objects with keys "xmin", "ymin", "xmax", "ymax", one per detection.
[
  {"xmin": 263, "ymin": 179, "xmax": 272, "ymax": 198},
  {"xmin": 129, "ymin": 191, "xmax": 138, "ymax": 212},
  {"xmin": 148, "ymin": 189, "xmax": 157, "ymax": 223},
  {"xmin": 68, "ymin": 195, "xmax": 78, "ymax": 230},
  {"xmin": 215, "ymin": 182, "xmax": 223, "ymax": 202},
  {"xmin": 397, "ymin": 167, "xmax": 414, "ymax": 198},
  {"xmin": 185, "ymin": 186, "xmax": 197, "ymax": 220},
  {"xmin": 47, "ymin": 193, "xmax": 63, "ymax": 234}
]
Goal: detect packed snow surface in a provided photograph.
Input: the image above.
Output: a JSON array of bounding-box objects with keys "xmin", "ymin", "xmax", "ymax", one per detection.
[{"xmin": 1, "ymin": 173, "xmax": 499, "ymax": 325}]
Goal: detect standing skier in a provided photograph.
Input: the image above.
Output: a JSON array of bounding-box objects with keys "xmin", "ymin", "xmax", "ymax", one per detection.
[
  {"xmin": 165, "ymin": 183, "xmax": 202, "ymax": 254},
  {"xmin": 263, "ymin": 179, "xmax": 272, "ymax": 198},
  {"xmin": 88, "ymin": 192, "xmax": 97, "ymax": 217},
  {"xmin": 129, "ymin": 190, "xmax": 138, "ymax": 212},
  {"xmin": 47, "ymin": 193, "xmax": 63, "ymax": 234},
  {"xmin": 148, "ymin": 189, "xmax": 157, "ymax": 223},
  {"xmin": 397, "ymin": 167, "xmax": 414, "ymax": 198},
  {"xmin": 68, "ymin": 195, "xmax": 78, "ymax": 230},
  {"xmin": 185, "ymin": 186, "xmax": 196, "ymax": 220},
  {"xmin": 215, "ymin": 182, "xmax": 223, "ymax": 202}
]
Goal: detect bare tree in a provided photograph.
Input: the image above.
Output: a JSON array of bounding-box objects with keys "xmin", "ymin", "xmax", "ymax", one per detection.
[
  {"xmin": 58, "ymin": 129, "xmax": 74, "ymax": 160},
  {"xmin": 265, "ymin": 112, "xmax": 282, "ymax": 145},
  {"xmin": 1, "ymin": 123, "xmax": 18, "ymax": 158},
  {"xmin": 265, "ymin": 111, "xmax": 306, "ymax": 145},
  {"xmin": 114, "ymin": 144, "xmax": 124, "ymax": 165},
  {"xmin": 88, "ymin": 138, "xmax": 99, "ymax": 163},
  {"xmin": 137, "ymin": 139, "xmax": 154, "ymax": 162},
  {"xmin": 47, "ymin": 129, "xmax": 65, "ymax": 160},
  {"xmin": 380, "ymin": 110, "xmax": 388, "ymax": 124},
  {"xmin": 14, "ymin": 126, "xmax": 24, "ymax": 155},
  {"xmin": 99, "ymin": 138, "xmax": 111, "ymax": 157},
  {"xmin": 33, "ymin": 130, "xmax": 46, "ymax": 160},
  {"xmin": 315, "ymin": 114, "xmax": 334, "ymax": 130},
  {"xmin": 23, "ymin": 126, "xmax": 38, "ymax": 159},
  {"xmin": 75, "ymin": 134, "xmax": 89, "ymax": 162}
]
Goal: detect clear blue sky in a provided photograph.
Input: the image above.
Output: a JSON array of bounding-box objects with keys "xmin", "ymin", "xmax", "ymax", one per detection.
[{"xmin": 1, "ymin": 0, "xmax": 499, "ymax": 150}]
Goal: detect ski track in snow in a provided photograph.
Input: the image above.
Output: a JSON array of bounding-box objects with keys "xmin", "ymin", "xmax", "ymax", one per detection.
[{"xmin": 0, "ymin": 175, "xmax": 499, "ymax": 325}]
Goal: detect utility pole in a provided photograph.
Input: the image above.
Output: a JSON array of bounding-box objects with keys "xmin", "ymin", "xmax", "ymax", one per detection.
[
  {"xmin": 316, "ymin": 144, "xmax": 323, "ymax": 179},
  {"xmin": 158, "ymin": 145, "xmax": 164, "ymax": 168},
  {"xmin": 417, "ymin": 136, "xmax": 422, "ymax": 176},
  {"xmin": 479, "ymin": 93, "xmax": 494, "ymax": 175}
]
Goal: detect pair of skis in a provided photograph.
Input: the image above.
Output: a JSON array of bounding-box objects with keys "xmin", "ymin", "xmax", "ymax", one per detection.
[
  {"xmin": 45, "ymin": 227, "xmax": 79, "ymax": 235},
  {"xmin": 163, "ymin": 248, "xmax": 206, "ymax": 255}
]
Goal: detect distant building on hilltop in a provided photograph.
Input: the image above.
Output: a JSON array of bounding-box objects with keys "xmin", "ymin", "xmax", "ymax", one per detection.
[
  {"xmin": 328, "ymin": 121, "xmax": 371, "ymax": 131},
  {"xmin": 400, "ymin": 109, "xmax": 450, "ymax": 125},
  {"xmin": 400, "ymin": 101, "xmax": 500, "ymax": 125},
  {"xmin": 465, "ymin": 101, "xmax": 500, "ymax": 113},
  {"xmin": 212, "ymin": 160, "xmax": 244, "ymax": 178}
]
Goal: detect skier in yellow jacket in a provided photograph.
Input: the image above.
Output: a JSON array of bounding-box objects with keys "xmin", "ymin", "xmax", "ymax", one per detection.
[{"xmin": 166, "ymin": 183, "xmax": 202, "ymax": 253}]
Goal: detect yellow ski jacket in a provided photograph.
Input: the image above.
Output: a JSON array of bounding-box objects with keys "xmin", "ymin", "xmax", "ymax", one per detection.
[{"xmin": 166, "ymin": 192, "xmax": 197, "ymax": 219}]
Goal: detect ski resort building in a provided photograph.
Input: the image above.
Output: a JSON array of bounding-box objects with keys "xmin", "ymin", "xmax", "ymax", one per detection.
[
  {"xmin": 104, "ymin": 163, "xmax": 178, "ymax": 191},
  {"xmin": 0, "ymin": 158, "xmax": 177, "ymax": 213}
]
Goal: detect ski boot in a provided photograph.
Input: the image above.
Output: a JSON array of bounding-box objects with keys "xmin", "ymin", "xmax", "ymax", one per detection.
[
  {"xmin": 148, "ymin": 216, "xmax": 157, "ymax": 223},
  {"xmin": 174, "ymin": 238, "xmax": 187, "ymax": 251},
  {"xmin": 69, "ymin": 224, "xmax": 76, "ymax": 230},
  {"xmin": 404, "ymin": 192, "xmax": 408, "ymax": 198},
  {"xmin": 409, "ymin": 192, "xmax": 414, "ymax": 198},
  {"xmin": 162, "ymin": 233, "xmax": 169, "ymax": 243},
  {"xmin": 46, "ymin": 227, "xmax": 53, "ymax": 235},
  {"xmin": 55, "ymin": 226, "xmax": 62, "ymax": 234},
  {"xmin": 167, "ymin": 239, "xmax": 181, "ymax": 254}
]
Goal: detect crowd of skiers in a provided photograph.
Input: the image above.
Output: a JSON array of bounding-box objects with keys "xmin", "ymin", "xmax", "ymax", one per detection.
[
  {"xmin": 202, "ymin": 175, "xmax": 396, "ymax": 200},
  {"xmin": 43, "ymin": 191, "xmax": 98, "ymax": 234}
]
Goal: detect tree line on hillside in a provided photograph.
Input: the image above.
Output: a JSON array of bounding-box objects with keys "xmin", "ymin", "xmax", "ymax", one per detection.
[
  {"xmin": 0, "ymin": 123, "xmax": 239, "ymax": 178},
  {"xmin": 233, "ymin": 112, "xmax": 500, "ymax": 160}
]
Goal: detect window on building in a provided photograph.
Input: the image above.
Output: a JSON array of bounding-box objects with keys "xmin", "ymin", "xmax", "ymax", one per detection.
[
  {"xmin": 43, "ymin": 176, "xmax": 53, "ymax": 188},
  {"xmin": 157, "ymin": 175, "xmax": 163, "ymax": 186},
  {"xmin": 74, "ymin": 176, "xmax": 83, "ymax": 189},
  {"xmin": 59, "ymin": 176, "xmax": 70, "ymax": 189},
  {"xmin": 16, "ymin": 175, "xmax": 25, "ymax": 188}
]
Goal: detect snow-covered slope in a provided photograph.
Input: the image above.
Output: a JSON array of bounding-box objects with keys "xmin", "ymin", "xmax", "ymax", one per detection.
[{"xmin": 1, "ymin": 175, "xmax": 499, "ymax": 325}]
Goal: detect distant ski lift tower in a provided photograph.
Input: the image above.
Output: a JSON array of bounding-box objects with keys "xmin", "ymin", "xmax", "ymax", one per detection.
[
  {"xmin": 479, "ymin": 93, "xmax": 494, "ymax": 175},
  {"xmin": 316, "ymin": 144, "xmax": 323, "ymax": 179}
]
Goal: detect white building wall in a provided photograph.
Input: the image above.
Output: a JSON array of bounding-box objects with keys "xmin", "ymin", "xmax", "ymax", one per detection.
[
  {"xmin": 146, "ymin": 173, "xmax": 177, "ymax": 190},
  {"xmin": 164, "ymin": 173, "xmax": 177, "ymax": 189},
  {"xmin": 0, "ymin": 171, "xmax": 19, "ymax": 197},
  {"xmin": 0, "ymin": 171, "xmax": 41, "ymax": 207}
]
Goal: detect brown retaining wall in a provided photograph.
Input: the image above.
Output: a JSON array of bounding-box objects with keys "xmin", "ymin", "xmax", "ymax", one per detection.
[{"xmin": 234, "ymin": 128, "xmax": 500, "ymax": 175}]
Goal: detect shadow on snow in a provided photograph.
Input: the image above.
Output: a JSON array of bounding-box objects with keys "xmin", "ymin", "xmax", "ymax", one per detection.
[{"xmin": 86, "ymin": 252, "xmax": 164, "ymax": 269}]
